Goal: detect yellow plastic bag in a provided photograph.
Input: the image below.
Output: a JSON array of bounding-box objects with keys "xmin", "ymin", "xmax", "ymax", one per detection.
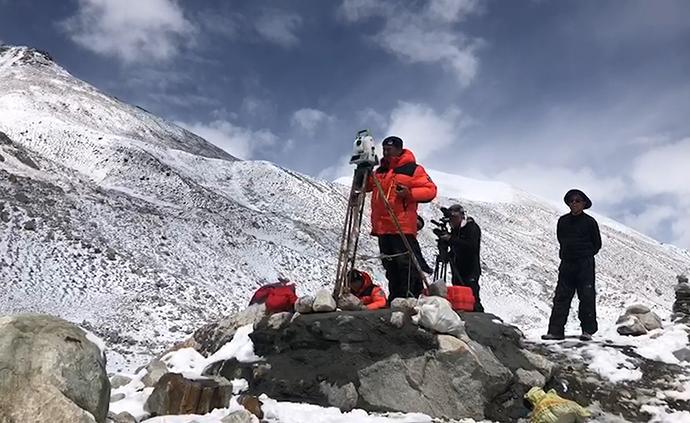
[{"xmin": 525, "ymin": 387, "xmax": 591, "ymax": 423}]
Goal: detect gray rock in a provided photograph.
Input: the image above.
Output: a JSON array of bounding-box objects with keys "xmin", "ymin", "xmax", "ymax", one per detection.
[
  {"xmin": 313, "ymin": 289, "xmax": 337, "ymax": 312},
  {"xmin": 516, "ymin": 368, "xmax": 546, "ymax": 388},
  {"xmin": 616, "ymin": 305, "xmax": 663, "ymax": 336},
  {"xmin": 357, "ymin": 342, "xmax": 513, "ymax": 421},
  {"xmin": 638, "ymin": 311, "xmax": 663, "ymax": 331},
  {"xmin": 337, "ymin": 293, "xmax": 364, "ymax": 311},
  {"xmin": 142, "ymin": 359, "xmax": 168, "ymax": 387},
  {"xmin": 427, "ymin": 280, "xmax": 448, "ymax": 298},
  {"xmin": 295, "ymin": 295, "xmax": 314, "ymax": 314},
  {"xmin": 192, "ymin": 303, "xmax": 267, "ymax": 356},
  {"xmin": 221, "ymin": 409, "xmax": 256, "ymax": 423},
  {"xmin": 110, "ymin": 393, "xmax": 126, "ymax": 402},
  {"xmin": 617, "ymin": 316, "xmax": 648, "ymax": 336},
  {"xmin": 107, "ymin": 411, "xmax": 137, "ymax": 423},
  {"xmin": 267, "ymin": 312, "xmax": 292, "ymax": 330},
  {"xmin": 437, "ymin": 334, "xmax": 468, "ymax": 354},
  {"xmin": 106, "ymin": 248, "xmax": 117, "ymax": 260},
  {"xmin": 319, "ymin": 381, "xmax": 358, "ymax": 411},
  {"xmin": 625, "ymin": 304, "xmax": 651, "ymax": 314},
  {"xmin": 23, "ymin": 219, "xmax": 37, "ymax": 230},
  {"xmin": 0, "ymin": 313, "xmax": 110, "ymax": 423},
  {"xmin": 522, "ymin": 349, "xmax": 557, "ymax": 379},
  {"xmin": 673, "ymin": 347, "xmax": 690, "ymax": 363}
]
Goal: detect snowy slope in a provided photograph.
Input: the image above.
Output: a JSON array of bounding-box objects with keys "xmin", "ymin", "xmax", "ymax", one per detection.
[{"xmin": 1, "ymin": 44, "xmax": 690, "ymax": 375}]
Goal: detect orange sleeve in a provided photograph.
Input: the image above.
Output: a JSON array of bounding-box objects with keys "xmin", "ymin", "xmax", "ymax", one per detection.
[
  {"xmin": 366, "ymin": 286, "xmax": 388, "ymax": 310},
  {"xmin": 408, "ymin": 165, "xmax": 437, "ymax": 203}
]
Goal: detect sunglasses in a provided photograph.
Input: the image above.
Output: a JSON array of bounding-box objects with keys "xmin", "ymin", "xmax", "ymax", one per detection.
[{"xmin": 569, "ymin": 198, "xmax": 583, "ymax": 204}]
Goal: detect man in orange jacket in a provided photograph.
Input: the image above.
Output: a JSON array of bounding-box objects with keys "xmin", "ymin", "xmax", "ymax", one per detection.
[
  {"xmin": 365, "ymin": 136, "xmax": 438, "ymax": 301},
  {"xmin": 348, "ymin": 269, "xmax": 387, "ymax": 310}
]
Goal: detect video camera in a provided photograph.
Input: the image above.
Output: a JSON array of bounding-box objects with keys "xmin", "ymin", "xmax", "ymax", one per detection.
[{"xmin": 430, "ymin": 207, "xmax": 452, "ymax": 238}]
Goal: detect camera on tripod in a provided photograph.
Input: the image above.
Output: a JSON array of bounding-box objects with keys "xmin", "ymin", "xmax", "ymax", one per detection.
[{"xmin": 430, "ymin": 207, "xmax": 453, "ymax": 238}]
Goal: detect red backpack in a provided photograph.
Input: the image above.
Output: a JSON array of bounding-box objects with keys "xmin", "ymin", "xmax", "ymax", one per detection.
[{"xmin": 249, "ymin": 279, "xmax": 298, "ymax": 312}]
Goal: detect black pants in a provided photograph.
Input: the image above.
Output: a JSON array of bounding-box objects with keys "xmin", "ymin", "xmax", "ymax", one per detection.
[
  {"xmin": 452, "ymin": 273, "xmax": 484, "ymax": 313},
  {"xmin": 547, "ymin": 257, "xmax": 598, "ymax": 336},
  {"xmin": 378, "ymin": 234, "xmax": 424, "ymax": 302},
  {"xmin": 409, "ymin": 236, "xmax": 433, "ymax": 274}
]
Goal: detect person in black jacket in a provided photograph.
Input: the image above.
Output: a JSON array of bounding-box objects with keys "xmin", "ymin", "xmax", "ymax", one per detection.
[
  {"xmin": 439, "ymin": 204, "xmax": 484, "ymax": 312},
  {"xmin": 543, "ymin": 189, "xmax": 602, "ymax": 341}
]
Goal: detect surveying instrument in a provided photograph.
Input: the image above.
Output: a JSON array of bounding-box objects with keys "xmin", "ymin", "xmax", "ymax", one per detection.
[{"xmin": 333, "ymin": 130, "xmax": 429, "ymax": 299}]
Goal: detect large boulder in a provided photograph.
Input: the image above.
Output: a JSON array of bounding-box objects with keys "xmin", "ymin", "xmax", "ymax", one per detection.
[
  {"xmin": 616, "ymin": 304, "xmax": 663, "ymax": 336},
  {"xmin": 0, "ymin": 313, "xmax": 110, "ymax": 423},
  {"xmin": 231, "ymin": 309, "xmax": 554, "ymax": 422}
]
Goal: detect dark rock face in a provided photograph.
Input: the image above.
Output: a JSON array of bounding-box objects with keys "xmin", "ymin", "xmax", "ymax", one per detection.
[{"xmin": 234, "ymin": 309, "xmax": 551, "ymax": 422}]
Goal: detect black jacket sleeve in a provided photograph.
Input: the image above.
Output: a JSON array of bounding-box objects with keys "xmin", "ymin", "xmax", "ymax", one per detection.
[
  {"xmin": 590, "ymin": 218, "xmax": 602, "ymax": 256},
  {"xmin": 448, "ymin": 223, "xmax": 480, "ymax": 255}
]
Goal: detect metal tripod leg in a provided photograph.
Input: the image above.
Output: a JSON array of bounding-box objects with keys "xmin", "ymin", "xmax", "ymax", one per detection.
[{"xmin": 334, "ymin": 165, "xmax": 370, "ymax": 298}]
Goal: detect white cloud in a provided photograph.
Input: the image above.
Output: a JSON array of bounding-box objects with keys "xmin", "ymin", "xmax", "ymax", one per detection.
[
  {"xmin": 357, "ymin": 108, "xmax": 387, "ymax": 129},
  {"xmin": 631, "ymin": 138, "xmax": 690, "ymax": 197},
  {"xmin": 339, "ymin": 0, "xmax": 484, "ymax": 86},
  {"xmin": 621, "ymin": 205, "xmax": 677, "ymax": 239},
  {"xmin": 290, "ymin": 108, "xmax": 336, "ymax": 136},
  {"xmin": 321, "ymin": 101, "xmax": 468, "ymax": 182},
  {"xmin": 626, "ymin": 138, "xmax": 690, "ymax": 248},
  {"xmin": 254, "ymin": 10, "xmax": 302, "ymax": 47},
  {"xmin": 385, "ymin": 102, "xmax": 469, "ymax": 162},
  {"xmin": 241, "ymin": 96, "xmax": 275, "ymax": 117},
  {"xmin": 176, "ymin": 120, "xmax": 278, "ymax": 160},
  {"xmin": 61, "ymin": 0, "xmax": 195, "ymax": 64},
  {"xmin": 491, "ymin": 165, "xmax": 631, "ymax": 209}
]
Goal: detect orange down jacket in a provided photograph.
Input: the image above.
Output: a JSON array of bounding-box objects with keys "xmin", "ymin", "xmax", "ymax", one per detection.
[
  {"xmin": 367, "ymin": 149, "xmax": 438, "ymax": 235},
  {"xmin": 353, "ymin": 271, "xmax": 387, "ymax": 310}
]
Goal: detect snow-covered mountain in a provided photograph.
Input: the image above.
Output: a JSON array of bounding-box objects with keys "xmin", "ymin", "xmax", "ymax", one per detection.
[{"xmin": 1, "ymin": 44, "xmax": 689, "ymax": 373}]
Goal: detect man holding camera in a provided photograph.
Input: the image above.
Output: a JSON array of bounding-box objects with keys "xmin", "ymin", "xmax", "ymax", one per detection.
[
  {"xmin": 366, "ymin": 135, "xmax": 437, "ymax": 302},
  {"xmin": 439, "ymin": 204, "xmax": 484, "ymax": 312}
]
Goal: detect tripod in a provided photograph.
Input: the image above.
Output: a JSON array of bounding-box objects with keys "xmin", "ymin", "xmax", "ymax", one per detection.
[{"xmin": 432, "ymin": 238, "xmax": 463, "ymax": 286}]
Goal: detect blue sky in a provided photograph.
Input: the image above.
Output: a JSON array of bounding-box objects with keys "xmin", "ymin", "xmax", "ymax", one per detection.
[{"xmin": 1, "ymin": 0, "xmax": 690, "ymax": 248}]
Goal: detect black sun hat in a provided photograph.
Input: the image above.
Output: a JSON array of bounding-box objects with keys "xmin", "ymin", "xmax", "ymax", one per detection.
[{"xmin": 564, "ymin": 189, "xmax": 592, "ymax": 209}]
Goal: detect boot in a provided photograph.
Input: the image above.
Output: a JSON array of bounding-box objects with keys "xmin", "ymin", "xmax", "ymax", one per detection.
[{"xmin": 541, "ymin": 333, "xmax": 565, "ymax": 341}]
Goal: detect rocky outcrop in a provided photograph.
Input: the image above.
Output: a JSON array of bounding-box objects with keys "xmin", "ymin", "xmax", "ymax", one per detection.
[
  {"xmin": 616, "ymin": 304, "xmax": 663, "ymax": 336},
  {"xmin": 144, "ymin": 372, "xmax": 233, "ymax": 416},
  {"xmin": 0, "ymin": 313, "xmax": 110, "ymax": 423},
  {"xmin": 208, "ymin": 309, "xmax": 556, "ymax": 422},
  {"xmin": 673, "ymin": 274, "xmax": 690, "ymax": 324}
]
